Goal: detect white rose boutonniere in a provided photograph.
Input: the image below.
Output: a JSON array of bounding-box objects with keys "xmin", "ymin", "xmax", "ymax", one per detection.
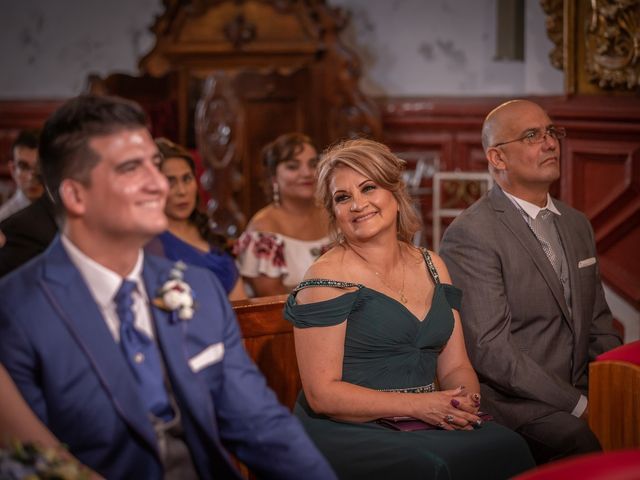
[{"xmin": 153, "ymin": 261, "xmax": 196, "ymax": 322}]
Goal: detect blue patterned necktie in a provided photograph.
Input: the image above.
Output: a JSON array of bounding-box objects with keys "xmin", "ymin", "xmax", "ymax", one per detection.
[{"xmin": 114, "ymin": 280, "xmax": 174, "ymax": 421}]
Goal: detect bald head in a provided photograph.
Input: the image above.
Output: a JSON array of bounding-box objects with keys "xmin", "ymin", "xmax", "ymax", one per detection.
[
  {"xmin": 481, "ymin": 100, "xmax": 548, "ymax": 152},
  {"xmin": 481, "ymin": 99, "xmax": 561, "ymax": 205}
]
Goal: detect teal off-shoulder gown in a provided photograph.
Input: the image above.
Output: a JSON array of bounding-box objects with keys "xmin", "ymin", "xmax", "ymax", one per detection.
[{"xmin": 284, "ymin": 249, "xmax": 535, "ymax": 480}]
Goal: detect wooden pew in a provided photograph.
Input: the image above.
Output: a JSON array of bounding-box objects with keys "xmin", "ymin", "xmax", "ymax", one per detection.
[
  {"xmin": 588, "ymin": 340, "xmax": 640, "ymax": 451},
  {"xmin": 230, "ymin": 295, "xmax": 300, "ymax": 479},
  {"xmin": 231, "ymin": 295, "xmax": 301, "ymax": 411}
]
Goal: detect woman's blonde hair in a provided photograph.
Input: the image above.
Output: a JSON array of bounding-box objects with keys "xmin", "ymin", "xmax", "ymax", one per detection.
[{"xmin": 316, "ymin": 138, "xmax": 421, "ymax": 243}]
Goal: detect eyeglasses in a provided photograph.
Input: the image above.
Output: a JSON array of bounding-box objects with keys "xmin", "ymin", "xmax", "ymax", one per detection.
[
  {"xmin": 492, "ymin": 126, "xmax": 566, "ymax": 148},
  {"xmin": 14, "ymin": 160, "xmax": 37, "ymax": 175}
]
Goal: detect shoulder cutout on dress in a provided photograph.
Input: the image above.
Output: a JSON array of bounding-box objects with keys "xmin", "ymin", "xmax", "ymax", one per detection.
[{"xmin": 293, "ymin": 278, "xmax": 363, "ymax": 295}]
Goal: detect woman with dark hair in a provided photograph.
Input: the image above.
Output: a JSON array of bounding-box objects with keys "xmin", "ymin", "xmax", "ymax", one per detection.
[
  {"xmin": 150, "ymin": 138, "xmax": 245, "ymax": 300},
  {"xmin": 235, "ymin": 132, "xmax": 330, "ymax": 297},
  {"xmin": 284, "ymin": 138, "xmax": 535, "ymax": 479}
]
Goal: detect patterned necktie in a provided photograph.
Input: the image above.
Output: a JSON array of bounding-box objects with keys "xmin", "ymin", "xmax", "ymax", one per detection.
[
  {"xmin": 529, "ymin": 209, "xmax": 563, "ymax": 280},
  {"xmin": 114, "ymin": 280, "xmax": 174, "ymax": 421}
]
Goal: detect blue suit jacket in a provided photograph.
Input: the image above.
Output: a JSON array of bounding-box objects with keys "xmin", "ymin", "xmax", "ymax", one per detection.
[{"xmin": 0, "ymin": 236, "xmax": 335, "ymax": 479}]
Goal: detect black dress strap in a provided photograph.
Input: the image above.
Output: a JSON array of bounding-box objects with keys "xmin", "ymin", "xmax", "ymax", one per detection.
[
  {"xmin": 419, "ymin": 247, "xmax": 440, "ymax": 284},
  {"xmin": 293, "ymin": 278, "xmax": 363, "ymax": 295}
]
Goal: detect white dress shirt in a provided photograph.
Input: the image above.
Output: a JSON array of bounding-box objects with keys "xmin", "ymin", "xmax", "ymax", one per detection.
[
  {"xmin": 502, "ymin": 191, "xmax": 562, "ymax": 220},
  {"xmin": 61, "ymin": 234, "xmax": 155, "ymax": 341}
]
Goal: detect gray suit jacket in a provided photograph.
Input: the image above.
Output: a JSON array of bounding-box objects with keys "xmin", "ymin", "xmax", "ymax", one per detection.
[{"xmin": 440, "ymin": 185, "xmax": 621, "ymax": 429}]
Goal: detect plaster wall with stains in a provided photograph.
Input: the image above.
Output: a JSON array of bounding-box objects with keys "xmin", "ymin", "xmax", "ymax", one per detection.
[{"xmin": 0, "ymin": 0, "xmax": 562, "ymax": 99}]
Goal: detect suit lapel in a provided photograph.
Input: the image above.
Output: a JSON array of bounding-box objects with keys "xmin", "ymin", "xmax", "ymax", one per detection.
[
  {"xmin": 554, "ymin": 210, "xmax": 583, "ymax": 339},
  {"xmin": 41, "ymin": 237, "xmax": 159, "ymax": 454},
  {"xmin": 143, "ymin": 257, "xmax": 219, "ymax": 439},
  {"xmin": 489, "ymin": 187, "xmax": 573, "ymax": 331}
]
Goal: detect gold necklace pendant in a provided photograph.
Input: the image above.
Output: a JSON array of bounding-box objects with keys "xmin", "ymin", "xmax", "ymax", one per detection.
[
  {"xmin": 372, "ymin": 259, "xmax": 407, "ymax": 303},
  {"xmin": 354, "ymin": 244, "xmax": 408, "ymax": 304}
]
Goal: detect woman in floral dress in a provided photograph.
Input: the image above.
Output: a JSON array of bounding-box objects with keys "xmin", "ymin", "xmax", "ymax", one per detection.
[{"xmin": 235, "ymin": 133, "xmax": 331, "ymax": 296}]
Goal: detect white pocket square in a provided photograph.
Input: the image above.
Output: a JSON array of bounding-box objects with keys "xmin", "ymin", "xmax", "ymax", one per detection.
[
  {"xmin": 578, "ymin": 257, "xmax": 596, "ymax": 268},
  {"xmin": 189, "ymin": 342, "xmax": 225, "ymax": 372}
]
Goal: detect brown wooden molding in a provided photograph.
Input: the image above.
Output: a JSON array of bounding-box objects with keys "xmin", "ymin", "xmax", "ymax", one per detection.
[
  {"xmin": 140, "ymin": 0, "xmax": 325, "ymax": 76},
  {"xmin": 561, "ymin": 136, "xmax": 640, "ymax": 307},
  {"xmin": 0, "ymin": 100, "xmax": 64, "ymax": 129},
  {"xmin": 540, "ymin": 0, "xmax": 564, "ymax": 70}
]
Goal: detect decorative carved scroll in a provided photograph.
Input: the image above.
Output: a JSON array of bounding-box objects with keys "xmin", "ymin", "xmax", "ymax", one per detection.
[
  {"xmin": 224, "ymin": 14, "xmax": 257, "ymax": 49},
  {"xmin": 541, "ymin": 0, "xmax": 640, "ymax": 93},
  {"xmin": 315, "ymin": 6, "xmax": 382, "ymax": 140},
  {"xmin": 586, "ymin": 0, "xmax": 640, "ymax": 90},
  {"xmin": 540, "ymin": 0, "xmax": 564, "ymax": 70},
  {"xmin": 195, "ymin": 73, "xmax": 245, "ymax": 236}
]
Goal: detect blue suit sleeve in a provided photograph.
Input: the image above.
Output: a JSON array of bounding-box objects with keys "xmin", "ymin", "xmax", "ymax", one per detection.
[
  {"xmin": 213, "ymin": 286, "xmax": 336, "ymax": 479},
  {"xmin": 0, "ymin": 299, "xmax": 49, "ymax": 425}
]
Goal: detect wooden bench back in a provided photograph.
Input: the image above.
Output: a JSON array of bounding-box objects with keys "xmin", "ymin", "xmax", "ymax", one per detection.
[
  {"xmin": 589, "ymin": 360, "xmax": 640, "ymax": 450},
  {"xmin": 232, "ymin": 295, "xmax": 301, "ymax": 411}
]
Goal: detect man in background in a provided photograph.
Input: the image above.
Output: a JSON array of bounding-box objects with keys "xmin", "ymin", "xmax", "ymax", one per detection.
[
  {"xmin": 440, "ymin": 99, "xmax": 621, "ymax": 463},
  {"xmin": 0, "ymin": 130, "xmax": 56, "ymax": 276},
  {"xmin": 0, "ymin": 130, "xmax": 43, "ymax": 221},
  {"xmin": 0, "ymin": 191, "xmax": 57, "ymax": 277}
]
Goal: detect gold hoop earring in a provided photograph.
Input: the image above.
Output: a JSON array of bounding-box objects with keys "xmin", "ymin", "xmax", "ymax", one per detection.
[{"xmin": 272, "ymin": 182, "xmax": 280, "ymax": 207}]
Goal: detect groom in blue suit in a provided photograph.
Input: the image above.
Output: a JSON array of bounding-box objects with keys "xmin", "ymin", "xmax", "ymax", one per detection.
[{"xmin": 0, "ymin": 95, "xmax": 335, "ymax": 479}]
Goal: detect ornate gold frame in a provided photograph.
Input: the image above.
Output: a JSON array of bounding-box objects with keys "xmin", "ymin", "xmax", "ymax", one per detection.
[{"xmin": 541, "ymin": 0, "xmax": 640, "ymax": 94}]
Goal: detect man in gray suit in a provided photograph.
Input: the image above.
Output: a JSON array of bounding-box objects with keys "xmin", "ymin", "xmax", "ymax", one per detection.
[{"xmin": 439, "ymin": 99, "xmax": 622, "ymax": 463}]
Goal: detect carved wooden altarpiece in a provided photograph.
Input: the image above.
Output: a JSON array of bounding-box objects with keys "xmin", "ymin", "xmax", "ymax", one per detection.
[{"xmin": 89, "ymin": 0, "xmax": 381, "ymax": 235}]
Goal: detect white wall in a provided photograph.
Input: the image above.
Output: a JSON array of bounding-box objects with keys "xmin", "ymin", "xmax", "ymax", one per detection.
[
  {"xmin": 0, "ymin": 0, "xmax": 163, "ymax": 98},
  {"xmin": 604, "ymin": 285, "xmax": 640, "ymax": 343},
  {"xmin": 0, "ymin": 0, "xmax": 563, "ymax": 99},
  {"xmin": 329, "ymin": 0, "xmax": 563, "ymax": 96}
]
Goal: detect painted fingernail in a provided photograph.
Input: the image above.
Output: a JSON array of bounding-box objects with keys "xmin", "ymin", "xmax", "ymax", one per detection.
[
  {"xmin": 471, "ymin": 393, "xmax": 481, "ymax": 402},
  {"xmin": 451, "ymin": 399, "xmax": 460, "ymax": 408},
  {"xmin": 474, "ymin": 401, "xmax": 481, "ymax": 407}
]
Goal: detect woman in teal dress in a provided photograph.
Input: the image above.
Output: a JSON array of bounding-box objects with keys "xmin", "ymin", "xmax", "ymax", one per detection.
[{"xmin": 284, "ymin": 139, "xmax": 535, "ymax": 479}]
